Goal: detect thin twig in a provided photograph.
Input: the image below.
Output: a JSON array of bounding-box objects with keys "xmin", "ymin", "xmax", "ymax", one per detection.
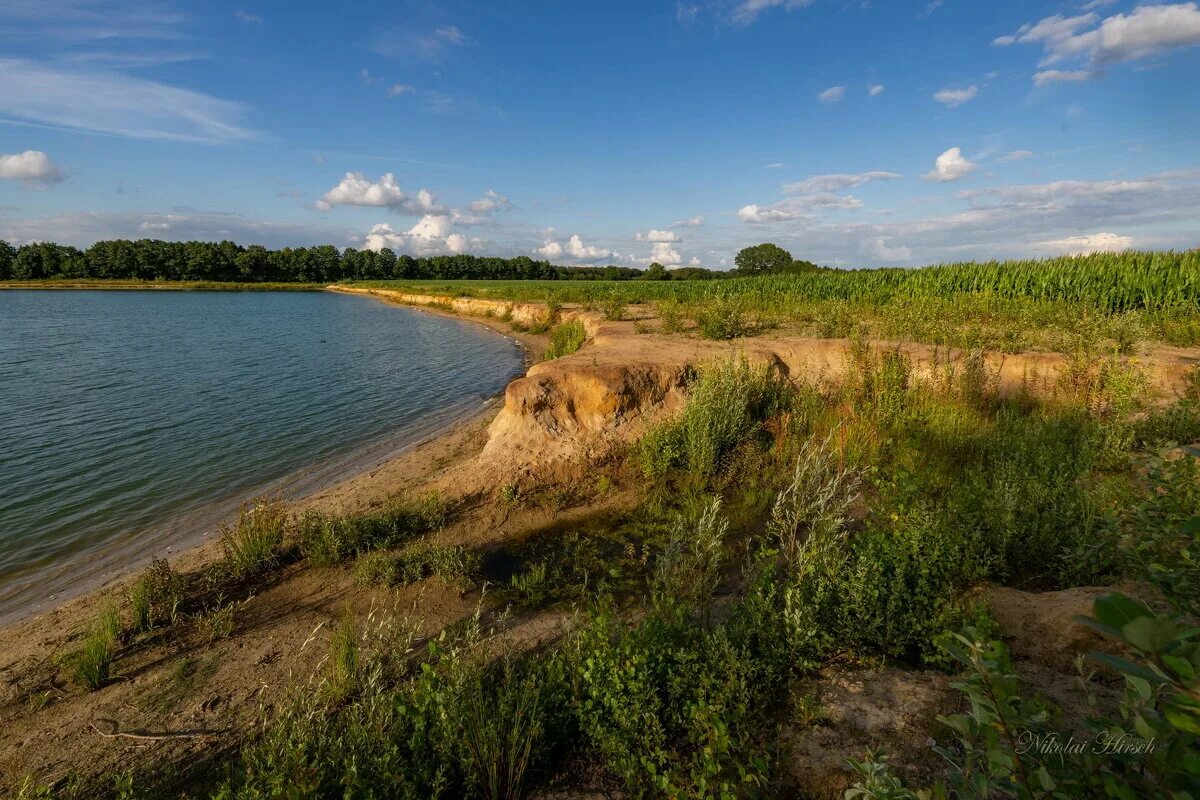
[{"xmin": 89, "ymin": 719, "xmax": 224, "ymax": 742}]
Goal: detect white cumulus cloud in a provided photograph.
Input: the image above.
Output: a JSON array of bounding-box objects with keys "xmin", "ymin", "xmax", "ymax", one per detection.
[
  {"xmin": 316, "ymin": 172, "xmax": 445, "ymax": 214},
  {"xmin": 997, "ymin": 3, "xmax": 1200, "ymax": 82},
  {"xmin": 535, "ymin": 234, "xmax": 611, "ymax": 262},
  {"xmin": 363, "ymin": 215, "xmax": 474, "ymax": 256},
  {"xmin": 646, "ymin": 242, "xmax": 682, "ymax": 265},
  {"xmin": 868, "ymin": 84, "xmax": 886, "ymax": 96},
  {"xmin": 0, "ymin": 150, "xmax": 64, "ymax": 185},
  {"xmin": 925, "ymin": 147, "xmax": 979, "ymax": 182}
]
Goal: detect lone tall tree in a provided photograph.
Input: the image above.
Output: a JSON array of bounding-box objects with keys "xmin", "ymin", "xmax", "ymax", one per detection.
[{"xmin": 734, "ymin": 243, "xmax": 793, "ymax": 275}]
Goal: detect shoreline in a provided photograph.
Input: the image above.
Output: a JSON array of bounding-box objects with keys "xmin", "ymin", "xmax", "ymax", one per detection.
[
  {"xmin": 0, "ymin": 280, "xmax": 323, "ymax": 291},
  {"xmin": 0, "ymin": 289, "xmax": 536, "ymax": 632}
]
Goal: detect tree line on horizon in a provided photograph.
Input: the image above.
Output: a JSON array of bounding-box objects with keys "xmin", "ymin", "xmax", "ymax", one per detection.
[
  {"xmin": 0, "ymin": 238, "xmax": 823, "ymax": 284},
  {"xmin": 0, "ymin": 238, "xmax": 739, "ymax": 284}
]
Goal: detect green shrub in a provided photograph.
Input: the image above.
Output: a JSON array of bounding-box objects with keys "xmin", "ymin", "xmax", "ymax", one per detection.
[
  {"xmin": 507, "ymin": 561, "xmax": 550, "ymax": 607},
  {"xmin": 220, "ymin": 498, "xmax": 287, "ymax": 578},
  {"xmin": 850, "ymin": 597, "xmax": 1200, "ymax": 799},
  {"xmin": 694, "ymin": 297, "xmax": 750, "ymax": 340},
  {"xmin": 324, "ymin": 614, "xmax": 360, "ymax": 703},
  {"xmin": 564, "ymin": 610, "xmax": 773, "ymax": 797},
  {"xmin": 600, "ymin": 292, "xmax": 627, "ymax": 321},
  {"xmin": 652, "ymin": 497, "xmax": 729, "ymax": 613},
  {"xmin": 543, "ymin": 318, "xmax": 587, "ymax": 360},
  {"xmin": 639, "ymin": 358, "xmax": 793, "ymax": 482},
  {"xmin": 655, "ymin": 299, "xmax": 686, "ymax": 333},
  {"xmin": 196, "ymin": 602, "xmax": 236, "ymax": 643}
]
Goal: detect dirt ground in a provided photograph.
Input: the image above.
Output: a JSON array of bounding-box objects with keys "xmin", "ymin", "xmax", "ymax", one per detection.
[{"xmin": 2, "ymin": 288, "xmax": 1195, "ymax": 796}]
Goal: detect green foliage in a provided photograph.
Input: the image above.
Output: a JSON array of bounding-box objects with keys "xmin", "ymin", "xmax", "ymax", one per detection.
[
  {"xmin": 694, "ymin": 297, "xmax": 751, "ymax": 340},
  {"xmin": 639, "ymin": 358, "xmax": 793, "ymax": 482},
  {"xmin": 220, "ymin": 498, "xmax": 287, "ymax": 578},
  {"xmin": 215, "ymin": 614, "xmax": 560, "ymax": 800},
  {"xmin": 325, "ymin": 614, "xmax": 361, "ymax": 703},
  {"xmin": 652, "ymin": 498, "xmax": 730, "ymax": 613},
  {"xmin": 734, "ymin": 242, "xmax": 794, "ymax": 276},
  {"xmin": 563, "ymin": 610, "xmax": 773, "ymax": 798},
  {"xmin": 69, "ymin": 605, "xmax": 122, "ymax": 691},
  {"xmin": 298, "ymin": 493, "xmax": 446, "ymax": 566},
  {"xmin": 196, "ymin": 601, "xmax": 236, "ymax": 643},
  {"xmin": 543, "ymin": 318, "xmax": 587, "ymax": 360}
]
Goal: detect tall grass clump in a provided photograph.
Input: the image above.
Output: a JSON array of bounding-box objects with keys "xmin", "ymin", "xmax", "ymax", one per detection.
[
  {"xmin": 461, "ymin": 657, "xmax": 546, "ymax": 800},
  {"xmin": 128, "ymin": 557, "xmax": 185, "ymax": 632},
  {"xmin": 543, "ymin": 318, "xmax": 587, "ymax": 360},
  {"xmin": 69, "ymin": 605, "xmax": 122, "ymax": 691},
  {"xmin": 354, "ymin": 544, "xmax": 480, "ymax": 591},
  {"xmin": 297, "ymin": 492, "xmax": 446, "ymax": 566},
  {"xmin": 220, "ymin": 498, "xmax": 288, "ymax": 578},
  {"xmin": 639, "ymin": 358, "xmax": 793, "ymax": 481}
]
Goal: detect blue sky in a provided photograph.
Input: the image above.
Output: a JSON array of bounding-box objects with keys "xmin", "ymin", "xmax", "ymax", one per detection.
[{"xmin": 1, "ymin": 0, "xmax": 1199, "ymax": 268}]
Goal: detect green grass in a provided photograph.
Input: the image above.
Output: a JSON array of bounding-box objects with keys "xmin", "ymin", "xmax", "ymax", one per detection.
[
  {"xmin": 297, "ymin": 492, "xmax": 447, "ymax": 566},
  {"xmin": 68, "ymin": 605, "xmax": 122, "ymax": 691},
  {"xmin": 354, "ymin": 544, "xmax": 480, "ymax": 591},
  {"xmin": 219, "ymin": 499, "xmax": 287, "ymax": 578}
]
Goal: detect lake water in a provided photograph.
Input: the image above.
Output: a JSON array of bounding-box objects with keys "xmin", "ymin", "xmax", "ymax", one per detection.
[{"xmin": 0, "ymin": 290, "xmax": 523, "ymax": 624}]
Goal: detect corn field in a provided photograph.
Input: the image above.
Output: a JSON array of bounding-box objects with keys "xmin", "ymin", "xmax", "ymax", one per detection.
[{"xmin": 357, "ymin": 250, "xmax": 1200, "ymax": 313}]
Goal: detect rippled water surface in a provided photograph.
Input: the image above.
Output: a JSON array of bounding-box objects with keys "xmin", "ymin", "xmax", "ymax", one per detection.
[{"xmin": 0, "ymin": 290, "xmax": 523, "ymax": 623}]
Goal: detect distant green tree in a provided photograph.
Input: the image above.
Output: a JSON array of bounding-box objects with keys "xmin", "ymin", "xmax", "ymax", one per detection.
[
  {"xmin": 734, "ymin": 243, "xmax": 793, "ymax": 275},
  {"xmin": 641, "ymin": 262, "xmax": 669, "ymax": 281},
  {"xmin": 0, "ymin": 240, "xmax": 15, "ymax": 280},
  {"xmin": 785, "ymin": 259, "xmax": 820, "ymax": 274}
]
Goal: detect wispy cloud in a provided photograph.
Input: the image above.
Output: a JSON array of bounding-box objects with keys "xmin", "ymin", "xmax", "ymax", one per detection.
[
  {"xmin": 818, "ymin": 85, "xmax": 846, "ymax": 104},
  {"xmin": 0, "ymin": 59, "xmax": 262, "ymax": 143},
  {"xmin": 730, "ymin": 0, "xmax": 817, "ymax": 26},
  {"xmin": 0, "ymin": 0, "xmax": 186, "ymax": 44},
  {"xmin": 370, "ymin": 24, "xmax": 470, "ymax": 62},
  {"xmin": 233, "ymin": 10, "xmax": 261, "ymax": 24}
]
